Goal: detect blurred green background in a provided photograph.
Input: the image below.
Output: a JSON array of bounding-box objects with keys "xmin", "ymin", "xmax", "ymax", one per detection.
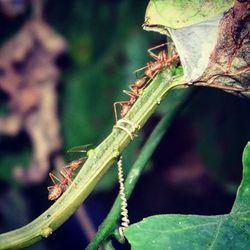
[{"xmin": 0, "ymin": 0, "xmax": 250, "ymax": 249}]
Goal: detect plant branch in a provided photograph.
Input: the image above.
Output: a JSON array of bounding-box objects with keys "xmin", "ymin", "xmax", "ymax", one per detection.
[
  {"xmin": 0, "ymin": 69, "xmax": 186, "ymax": 250},
  {"xmin": 86, "ymin": 88, "xmax": 192, "ymax": 250}
]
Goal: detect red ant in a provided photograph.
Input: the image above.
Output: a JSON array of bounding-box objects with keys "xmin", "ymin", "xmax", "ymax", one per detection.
[
  {"xmin": 47, "ymin": 158, "xmax": 84, "ymax": 200},
  {"xmin": 113, "ymin": 43, "xmax": 179, "ymax": 122},
  {"xmin": 47, "ymin": 145, "xmax": 91, "ymax": 200},
  {"xmin": 113, "ymin": 76, "xmax": 147, "ymax": 122},
  {"xmin": 135, "ymin": 43, "xmax": 179, "ymax": 80}
]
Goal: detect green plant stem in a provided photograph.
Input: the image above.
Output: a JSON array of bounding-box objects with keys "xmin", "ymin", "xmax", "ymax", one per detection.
[
  {"xmin": 103, "ymin": 241, "xmax": 116, "ymax": 250},
  {"xmin": 0, "ymin": 69, "xmax": 186, "ymax": 250},
  {"xmin": 86, "ymin": 88, "xmax": 192, "ymax": 250}
]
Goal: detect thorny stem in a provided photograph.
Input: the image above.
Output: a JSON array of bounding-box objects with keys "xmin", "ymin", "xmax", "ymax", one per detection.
[
  {"xmin": 86, "ymin": 88, "xmax": 192, "ymax": 250},
  {"xmin": 0, "ymin": 69, "xmax": 186, "ymax": 250}
]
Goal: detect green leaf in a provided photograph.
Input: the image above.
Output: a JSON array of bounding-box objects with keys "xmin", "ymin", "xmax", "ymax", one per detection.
[
  {"xmin": 144, "ymin": 0, "xmax": 234, "ymax": 30},
  {"xmin": 125, "ymin": 142, "xmax": 250, "ymax": 249}
]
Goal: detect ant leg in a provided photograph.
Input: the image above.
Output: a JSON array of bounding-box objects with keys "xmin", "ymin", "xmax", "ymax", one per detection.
[
  {"xmin": 123, "ymin": 89, "xmax": 138, "ymax": 98},
  {"xmin": 123, "ymin": 90, "xmax": 134, "ymax": 98},
  {"xmin": 60, "ymin": 170, "xmax": 72, "ymax": 184},
  {"xmin": 49, "ymin": 172, "xmax": 61, "ymax": 184},
  {"xmin": 47, "ymin": 186, "xmax": 54, "ymax": 191},
  {"xmin": 144, "ymin": 70, "xmax": 158, "ymax": 85},
  {"xmin": 113, "ymin": 102, "xmax": 120, "ymax": 123},
  {"xmin": 128, "ymin": 84, "xmax": 136, "ymax": 93},
  {"xmin": 148, "ymin": 42, "xmax": 168, "ymax": 59},
  {"xmin": 113, "ymin": 101, "xmax": 129, "ymax": 123},
  {"xmin": 133, "ymin": 65, "xmax": 148, "ymax": 76}
]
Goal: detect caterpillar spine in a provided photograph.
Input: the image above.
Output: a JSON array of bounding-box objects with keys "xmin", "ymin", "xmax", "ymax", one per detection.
[{"xmin": 117, "ymin": 156, "xmax": 129, "ymax": 238}]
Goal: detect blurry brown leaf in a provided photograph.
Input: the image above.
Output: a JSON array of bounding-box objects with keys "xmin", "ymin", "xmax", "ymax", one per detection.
[
  {"xmin": 0, "ymin": 18, "xmax": 67, "ymax": 183},
  {"xmin": 195, "ymin": 1, "xmax": 250, "ymax": 96}
]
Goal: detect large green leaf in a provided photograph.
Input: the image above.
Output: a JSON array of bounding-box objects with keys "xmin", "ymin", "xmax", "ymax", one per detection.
[
  {"xmin": 144, "ymin": 0, "xmax": 234, "ymax": 30},
  {"xmin": 125, "ymin": 142, "xmax": 250, "ymax": 249}
]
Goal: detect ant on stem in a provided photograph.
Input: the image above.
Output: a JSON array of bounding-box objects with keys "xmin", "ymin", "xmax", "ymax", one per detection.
[
  {"xmin": 47, "ymin": 159, "xmax": 83, "ymax": 200},
  {"xmin": 135, "ymin": 43, "xmax": 179, "ymax": 80},
  {"xmin": 47, "ymin": 145, "xmax": 90, "ymax": 201},
  {"xmin": 113, "ymin": 76, "xmax": 147, "ymax": 122},
  {"xmin": 113, "ymin": 43, "xmax": 179, "ymax": 123}
]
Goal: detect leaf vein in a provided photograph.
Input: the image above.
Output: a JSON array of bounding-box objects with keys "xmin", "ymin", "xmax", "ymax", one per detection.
[{"xmin": 208, "ymin": 217, "xmax": 223, "ymax": 250}]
